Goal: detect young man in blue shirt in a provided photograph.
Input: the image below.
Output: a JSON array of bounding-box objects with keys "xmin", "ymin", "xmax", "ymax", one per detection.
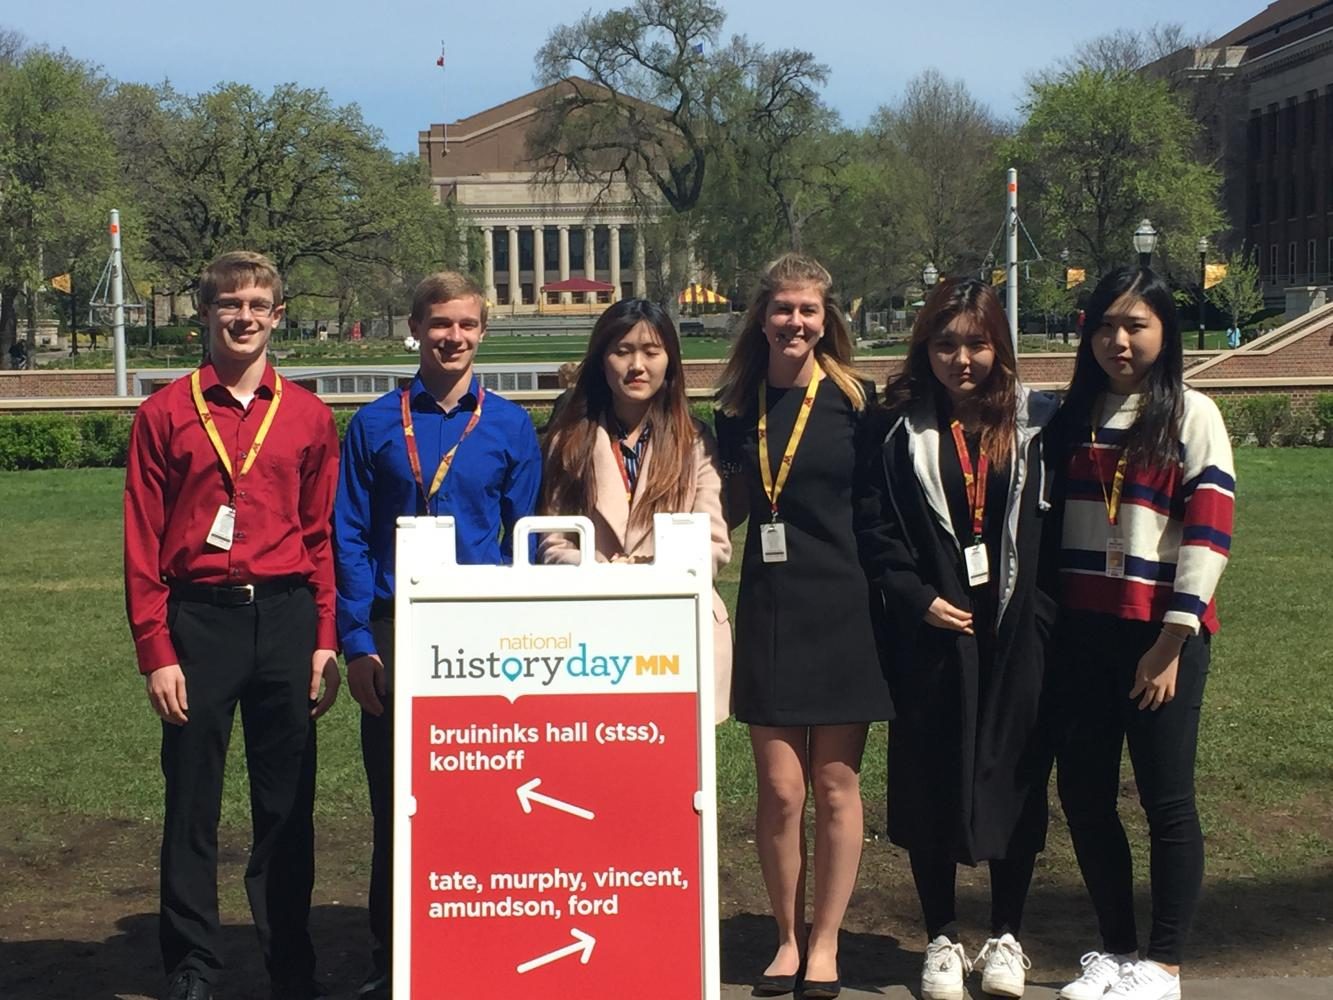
[{"xmin": 333, "ymin": 271, "xmax": 541, "ymax": 997}]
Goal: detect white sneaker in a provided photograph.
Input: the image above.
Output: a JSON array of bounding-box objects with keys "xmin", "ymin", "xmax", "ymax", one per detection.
[
  {"xmin": 1105, "ymin": 960, "xmax": 1181, "ymax": 1000},
  {"xmin": 974, "ymin": 933, "xmax": 1031, "ymax": 997},
  {"xmin": 922, "ymin": 935, "xmax": 972, "ymax": 1000},
  {"xmin": 1058, "ymin": 951, "xmax": 1135, "ymax": 1000}
]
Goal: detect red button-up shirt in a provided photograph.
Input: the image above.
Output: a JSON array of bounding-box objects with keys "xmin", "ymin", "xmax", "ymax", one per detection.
[{"xmin": 124, "ymin": 362, "xmax": 340, "ymax": 672}]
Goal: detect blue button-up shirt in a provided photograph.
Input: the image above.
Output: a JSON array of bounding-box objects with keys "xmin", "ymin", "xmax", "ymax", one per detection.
[{"xmin": 333, "ymin": 374, "xmax": 542, "ymax": 660}]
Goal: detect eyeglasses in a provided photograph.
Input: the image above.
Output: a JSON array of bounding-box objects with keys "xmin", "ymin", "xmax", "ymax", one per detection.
[{"xmin": 213, "ymin": 298, "xmax": 277, "ymax": 318}]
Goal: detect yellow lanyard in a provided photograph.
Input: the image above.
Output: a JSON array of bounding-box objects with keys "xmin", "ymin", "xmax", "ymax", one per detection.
[
  {"xmin": 190, "ymin": 369, "xmax": 283, "ymax": 491},
  {"xmin": 758, "ymin": 361, "xmax": 822, "ymax": 520},
  {"xmin": 1089, "ymin": 418, "xmax": 1127, "ymax": 526}
]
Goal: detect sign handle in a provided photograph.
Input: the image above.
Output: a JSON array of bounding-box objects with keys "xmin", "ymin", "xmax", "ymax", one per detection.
[{"xmin": 512, "ymin": 515, "xmax": 598, "ymax": 567}]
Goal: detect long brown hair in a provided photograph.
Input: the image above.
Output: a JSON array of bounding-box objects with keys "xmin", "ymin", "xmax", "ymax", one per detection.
[
  {"xmin": 716, "ymin": 253, "xmax": 866, "ymax": 416},
  {"xmin": 541, "ymin": 298, "xmax": 696, "ymax": 534},
  {"xmin": 888, "ymin": 276, "xmax": 1018, "ymax": 467}
]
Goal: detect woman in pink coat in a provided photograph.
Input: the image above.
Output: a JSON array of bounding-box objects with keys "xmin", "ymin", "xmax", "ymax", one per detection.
[{"xmin": 539, "ymin": 298, "xmax": 733, "ymax": 722}]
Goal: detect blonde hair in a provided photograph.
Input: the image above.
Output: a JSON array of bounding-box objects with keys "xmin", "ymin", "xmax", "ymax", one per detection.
[
  {"xmin": 411, "ymin": 271, "xmax": 488, "ymax": 326},
  {"xmin": 716, "ymin": 253, "xmax": 866, "ymax": 415},
  {"xmin": 199, "ymin": 251, "xmax": 283, "ymax": 307}
]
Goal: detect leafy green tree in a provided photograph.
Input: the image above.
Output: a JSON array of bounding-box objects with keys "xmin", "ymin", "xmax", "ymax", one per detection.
[
  {"xmin": 0, "ymin": 47, "xmax": 119, "ymax": 367},
  {"xmin": 874, "ymin": 70, "xmax": 1007, "ymax": 278},
  {"xmin": 1005, "ymin": 69, "xmax": 1222, "ymax": 278},
  {"xmin": 111, "ymin": 81, "xmax": 463, "ymax": 310},
  {"xmin": 529, "ymin": 0, "xmax": 831, "ymax": 303},
  {"xmin": 1207, "ymin": 245, "xmax": 1265, "ymax": 332}
]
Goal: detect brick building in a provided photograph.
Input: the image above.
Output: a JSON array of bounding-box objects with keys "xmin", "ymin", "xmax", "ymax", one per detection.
[{"xmin": 1161, "ymin": 1, "xmax": 1333, "ymax": 306}]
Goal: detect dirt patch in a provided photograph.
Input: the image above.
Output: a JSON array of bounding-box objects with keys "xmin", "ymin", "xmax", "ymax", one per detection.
[{"xmin": 3, "ymin": 812, "xmax": 1331, "ymax": 999}]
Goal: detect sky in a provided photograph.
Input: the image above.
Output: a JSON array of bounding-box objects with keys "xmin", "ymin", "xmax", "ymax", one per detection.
[{"xmin": 14, "ymin": 0, "xmax": 1271, "ymax": 156}]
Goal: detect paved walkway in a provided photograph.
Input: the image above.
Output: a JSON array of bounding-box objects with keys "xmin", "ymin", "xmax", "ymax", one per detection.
[{"xmin": 716, "ymin": 979, "xmax": 1333, "ymax": 999}]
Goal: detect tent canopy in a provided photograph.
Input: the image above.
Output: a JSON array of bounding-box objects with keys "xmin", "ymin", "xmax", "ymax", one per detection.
[
  {"xmin": 541, "ymin": 276, "xmax": 616, "ymax": 293},
  {"xmin": 678, "ymin": 283, "xmax": 728, "ymax": 305}
]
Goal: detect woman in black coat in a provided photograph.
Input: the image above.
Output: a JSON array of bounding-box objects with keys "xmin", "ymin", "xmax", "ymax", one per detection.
[{"xmin": 856, "ymin": 278, "xmax": 1059, "ymax": 1000}]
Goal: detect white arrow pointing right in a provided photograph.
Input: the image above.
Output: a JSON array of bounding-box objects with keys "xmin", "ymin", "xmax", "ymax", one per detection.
[{"xmin": 516, "ymin": 928, "xmax": 597, "ymax": 974}]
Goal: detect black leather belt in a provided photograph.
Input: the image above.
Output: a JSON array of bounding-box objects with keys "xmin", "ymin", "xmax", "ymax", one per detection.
[{"xmin": 168, "ymin": 577, "xmax": 307, "ymax": 607}]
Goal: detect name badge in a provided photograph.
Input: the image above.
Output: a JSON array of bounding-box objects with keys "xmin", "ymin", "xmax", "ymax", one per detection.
[
  {"xmin": 206, "ymin": 504, "xmax": 236, "ymax": 551},
  {"xmin": 1105, "ymin": 535, "xmax": 1126, "ymax": 578},
  {"xmin": 964, "ymin": 542, "xmax": 990, "ymax": 587},
  {"xmin": 760, "ymin": 521, "xmax": 788, "ymax": 563}
]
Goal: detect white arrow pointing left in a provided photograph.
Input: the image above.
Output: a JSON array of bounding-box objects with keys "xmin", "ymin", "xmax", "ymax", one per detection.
[
  {"xmin": 516, "ymin": 928, "xmax": 597, "ymax": 974},
  {"xmin": 516, "ymin": 777, "xmax": 595, "ymax": 820}
]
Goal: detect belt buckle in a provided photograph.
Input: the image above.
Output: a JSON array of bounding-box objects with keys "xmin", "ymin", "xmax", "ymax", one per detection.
[{"xmin": 239, "ymin": 584, "xmax": 256, "ymax": 605}]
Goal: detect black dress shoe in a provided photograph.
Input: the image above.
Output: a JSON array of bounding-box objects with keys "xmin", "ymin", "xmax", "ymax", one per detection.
[
  {"xmin": 754, "ymin": 970, "xmax": 798, "ymax": 996},
  {"xmin": 801, "ymin": 975, "xmax": 841, "ymax": 998},
  {"xmin": 164, "ymin": 972, "xmax": 211, "ymax": 1000}
]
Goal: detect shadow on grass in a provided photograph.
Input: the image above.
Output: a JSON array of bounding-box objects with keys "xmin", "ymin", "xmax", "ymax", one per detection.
[
  {"xmin": 2, "ymin": 866, "xmax": 1331, "ymax": 999},
  {"xmin": 721, "ymin": 862, "xmax": 1333, "ymax": 990}
]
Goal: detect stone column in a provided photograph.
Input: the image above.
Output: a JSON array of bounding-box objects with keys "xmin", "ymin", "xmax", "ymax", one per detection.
[
  {"xmin": 584, "ymin": 225, "xmax": 597, "ymax": 303},
  {"xmin": 558, "ymin": 225, "xmax": 571, "ymax": 304},
  {"xmin": 633, "ymin": 228, "xmax": 647, "ymax": 297},
  {"xmin": 532, "ymin": 225, "xmax": 546, "ymax": 305},
  {"xmin": 482, "ymin": 227, "xmax": 496, "ymax": 305},
  {"xmin": 609, "ymin": 225, "xmax": 622, "ymax": 299},
  {"xmin": 507, "ymin": 226, "xmax": 521, "ymax": 306}
]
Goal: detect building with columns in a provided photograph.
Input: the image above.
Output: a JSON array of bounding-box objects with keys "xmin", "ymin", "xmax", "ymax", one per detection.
[{"xmin": 419, "ymin": 80, "xmax": 651, "ymax": 315}]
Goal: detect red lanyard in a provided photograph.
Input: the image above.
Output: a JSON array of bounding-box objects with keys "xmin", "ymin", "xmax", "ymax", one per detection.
[
  {"xmin": 949, "ymin": 420, "xmax": 989, "ymax": 542},
  {"xmin": 401, "ymin": 386, "xmax": 485, "ymax": 508},
  {"xmin": 611, "ymin": 436, "xmax": 634, "ymax": 503}
]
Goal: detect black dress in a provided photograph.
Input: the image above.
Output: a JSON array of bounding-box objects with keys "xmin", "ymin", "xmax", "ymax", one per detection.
[{"xmin": 716, "ymin": 378, "xmax": 894, "ymax": 727}]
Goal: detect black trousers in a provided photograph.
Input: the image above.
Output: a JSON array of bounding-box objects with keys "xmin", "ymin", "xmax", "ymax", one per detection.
[
  {"xmin": 159, "ymin": 586, "xmax": 318, "ymax": 988},
  {"xmin": 360, "ymin": 615, "xmax": 397, "ymax": 977},
  {"xmin": 1055, "ymin": 613, "xmax": 1210, "ymax": 965},
  {"xmin": 908, "ymin": 847, "xmax": 1036, "ymax": 942}
]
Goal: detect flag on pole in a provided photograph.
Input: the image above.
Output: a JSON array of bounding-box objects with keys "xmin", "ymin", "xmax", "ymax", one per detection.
[
  {"xmin": 1204, "ymin": 263, "xmax": 1227, "ymax": 289},
  {"xmin": 436, "ymin": 42, "xmax": 445, "ymax": 67},
  {"xmin": 1065, "ymin": 267, "xmax": 1086, "ymax": 289}
]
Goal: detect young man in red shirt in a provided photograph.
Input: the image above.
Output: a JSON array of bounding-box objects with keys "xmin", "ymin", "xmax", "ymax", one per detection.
[{"xmin": 124, "ymin": 251, "xmax": 341, "ymax": 1000}]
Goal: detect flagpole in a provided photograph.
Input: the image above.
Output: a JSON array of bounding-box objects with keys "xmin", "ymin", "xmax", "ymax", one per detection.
[{"xmin": 440, "ymin": 40, "xmax": 447, "ymax": 151}]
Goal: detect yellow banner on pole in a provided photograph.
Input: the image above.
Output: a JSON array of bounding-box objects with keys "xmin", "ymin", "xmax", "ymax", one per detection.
[
  {"xmin": 1204, "ymin": 263, "xmax": 1228, "ymax": 289},
  {"xmin": 49, "ymin": 273, "xmax": 72, "ymax": 294},
  {"xmin": 991, "ymin": 268, "xmax": 1006, "ymax": 286},
  {"xmin": 1065, "ymin": 267, "xmax": 1086, "ymax": 289}
]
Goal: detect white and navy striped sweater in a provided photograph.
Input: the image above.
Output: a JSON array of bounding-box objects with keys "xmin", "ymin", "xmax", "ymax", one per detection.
[{"xmin": 1060, "ymin": 388, "xmax": 1235, "ymax": 635}]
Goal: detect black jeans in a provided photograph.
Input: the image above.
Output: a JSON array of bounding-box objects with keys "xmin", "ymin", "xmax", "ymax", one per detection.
[
  {"xmin": 909, "ymin": 847, "xmax": 1036, "ymax": 942},
  {"xmin": 360, "ymin": 615, "xmax": 397, "ymax": 978},
  {"xmin": 159, "ymin": 587, "xmax": 318, "ymax": 988},
  {"xmin": 1055, "ymin": 613, "xmax": 1210, "ymax": 965}
]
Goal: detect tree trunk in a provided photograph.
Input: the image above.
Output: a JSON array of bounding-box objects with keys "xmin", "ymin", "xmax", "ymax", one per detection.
[{"xmin": 0, "ymin": 286, "xmax": 17, "ymax": 370}]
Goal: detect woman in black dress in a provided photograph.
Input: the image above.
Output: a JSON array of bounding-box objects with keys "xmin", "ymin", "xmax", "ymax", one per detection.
[
  {"xmin": 856, "ymin": 278, "xmax": 1058, "ymax": 1000},
  {"xmin": 716, "ymin": 253, "xmax": 893, "ymax": 999}
]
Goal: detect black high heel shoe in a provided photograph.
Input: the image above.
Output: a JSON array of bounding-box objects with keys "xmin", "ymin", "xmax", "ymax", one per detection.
[
  {"xmin": 753, "ymin": 971, "xmax": 798, "ymax": 996},
  {"xmin": 800, "ymin": 971, "xmax": 841, "ymax": 998}
]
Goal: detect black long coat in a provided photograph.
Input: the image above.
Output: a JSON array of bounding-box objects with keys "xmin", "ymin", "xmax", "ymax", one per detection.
[
  {"xmin": 855, "ymin": 387, "xmax": 1060, "ymax": 863},
  {"xmin": 717, "ymin": 378, "xmax": 894, "ymax": 727}
]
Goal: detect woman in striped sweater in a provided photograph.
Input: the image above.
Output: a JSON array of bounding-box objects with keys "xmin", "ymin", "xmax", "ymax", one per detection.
[{"xmin": 1050, "ymin": 267, "xmax": 1234, "ymax": 1000}]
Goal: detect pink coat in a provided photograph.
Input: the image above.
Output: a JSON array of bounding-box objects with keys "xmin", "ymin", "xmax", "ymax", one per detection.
[{"xmin": 539, "ymin": 418, "xmax": 734, "ymax": 723}]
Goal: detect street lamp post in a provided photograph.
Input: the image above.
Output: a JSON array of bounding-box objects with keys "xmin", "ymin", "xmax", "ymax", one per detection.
[
  {"xmin": 1060, "ymin": 248, "xmax": 1071, "ymax": 344},
  {"xmin": 1197, "ymin": 236, "xmax": 1209, "ymax": 351},
  {"xmin": 1133, "ymin": 219, "xmax": 1158, "ymax": 269},
  {"xmin": 922, "ymin": 262, "xmax": 938, "ymax": 289}
]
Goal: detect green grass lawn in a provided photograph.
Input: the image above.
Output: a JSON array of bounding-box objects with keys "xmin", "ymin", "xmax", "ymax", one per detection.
[{"xmin": 0, "ymin": 451, "xmax": 1328, "ymax": 876}]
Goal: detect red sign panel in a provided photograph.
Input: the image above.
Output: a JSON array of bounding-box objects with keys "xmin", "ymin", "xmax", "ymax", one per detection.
[{"xmin": 410, "ymin": 691, "xmax": 702, "ymax": 998}]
